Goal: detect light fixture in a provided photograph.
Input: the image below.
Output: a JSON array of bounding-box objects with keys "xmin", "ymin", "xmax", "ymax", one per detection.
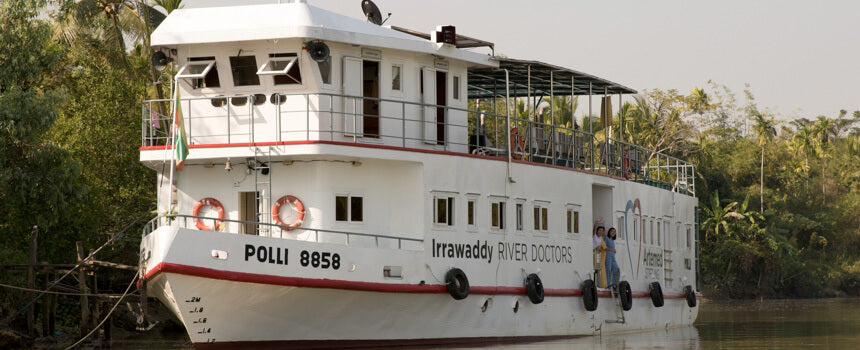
[{"xmin": 225, "ymin": 158, "xmax": 232, "ymax": 172}]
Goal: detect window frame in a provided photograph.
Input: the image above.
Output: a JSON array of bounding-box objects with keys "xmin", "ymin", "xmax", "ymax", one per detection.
[
  {"xmin": 335, "ymin": 194, "xmax": 364, "ymax": 223},
  {"xmin": 433, "ymin": 195, "xmax": 455, "ymax": 227},
  {"xmin": 391, "ymin": 64, "xmax": 403, "ymax": 92},
  {"xmin": 229, "ymin": 55, "xmax": 262, "ymax": 87},
  {"xmin": 452, "ymin": 75, "xmax": 461, "ymax": 100},
  {"xmin": 489, "ymin": 198, "xmax": 506, "ymax": 231},
  {"xmin": 533, "ymin": 201, "xmax": 549, "ymax": 232},
  {"xmin": 466, "ymin": 195, "xmax": 478, "ymax": 232}
]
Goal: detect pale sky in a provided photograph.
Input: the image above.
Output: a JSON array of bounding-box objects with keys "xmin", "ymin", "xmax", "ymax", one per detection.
[{"xmin": 183, "ymin": 0, "xmax": 860, "ymax": 120}]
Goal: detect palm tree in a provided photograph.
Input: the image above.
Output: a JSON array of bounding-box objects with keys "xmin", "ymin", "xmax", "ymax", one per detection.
[
  {"xmin": 750, "ymin": 111, "xmax": 776, "ymax": 213},
  {"xmin": 701, "ymin": 191, "xmax": 742, "ymax": 241},
  {"xmin": 790, "ymin": 125, "xmax": 814, "ymax": 184},
  {"xmin": 812, "ymin": 116, "xmax": 837, "ymax": 201}
]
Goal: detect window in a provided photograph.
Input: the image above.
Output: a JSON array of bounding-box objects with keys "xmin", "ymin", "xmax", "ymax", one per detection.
[
  {"xmin": 650, "ymin": 219, "xmax": 654, "ymax": 245},
  {"xmin": 657, "ymin": 220, "xmax": 661, "ymax": 246},
  {"xmin": 617, "ymin": 216, "xmax": 625, "ymax": 240},
  {"xmin": 391, "ymin": 64, "xmax": 402, "ymax": 91},
  {"xmin": 230, "ymin": 55, "xmax": 260, "ymax": 86},
  {"xmin": 686, "ymin": 226, "xmax": 692, "ymax": 248},
  {"xmin": 335, "ymin": 195, "xmax": 363, "ymax": 222},
  {"xmin": 574, "ymin": 211, "xmax": 580, "ymax": 233},
  {"xmin": 634, "ymin": 215, "xmax": 640, "ymax": 241},
  {"xmin": 515, "ymin": 203, "xmax": 523, "ymax": 231},
  {"xmin": 533, "ymin": 205, "xmax": 548, "ymax": 231},
  {"xmin": 491, "ymin": 201, "xmax": 505, "ymax": 230},
  {"xmin": 453, "ymin": 75, "xmax": 460, "ymax": 100},
  {"xmin": 257, "ymin": 53, "xmax": 302, "ymax": 85},
  {"xmin": 434, "ymin": 196, "xmax": 454, "ymax": 226},
  {"xmin": 467, "ymin": 199, "xmax": 476, "ymax": 227},
  {"xmin": 178, "ymin": 57, "xmax": 220, "ymax": 89}
]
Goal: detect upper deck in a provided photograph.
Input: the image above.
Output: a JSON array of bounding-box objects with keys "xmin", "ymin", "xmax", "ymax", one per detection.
[{"xmin": 141, "ymin": 1, "xmax": 695, "ymax": 196}]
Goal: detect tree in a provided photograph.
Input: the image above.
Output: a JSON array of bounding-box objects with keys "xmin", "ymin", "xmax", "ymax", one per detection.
[
  {"xmin": 701, "ymin": 191, "xmax": 743, "ymax": 241},
  {"xmin": 0, "ymin": 0, "xmax": 87, "ymax": 259},
  {"xmin": 749, "ymin": 108, "xmax": 777, "ymax": 213}
]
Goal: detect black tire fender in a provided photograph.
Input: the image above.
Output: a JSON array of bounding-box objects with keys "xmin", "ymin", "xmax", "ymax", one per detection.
[
  {"xmin": 618, "ymin": 280, "xmax": 633, "ymax": 311},
  {"xmin": 649, "ymin": 281, "xmax": 664, "ymax": 308},
  {"xmin": 524, "ymin": 273, "xmax": 545, "ymax": 304},
  {"xmin": 684, "ymin": 285, "xmax": 697, "ymax": 307},
  {"xmin": 445, "ymin": 268, "xmax": 469, "ymax": 300},
  {"xmin": 581, "ymin": 279, "xmax": 598, "ymax": 311}
]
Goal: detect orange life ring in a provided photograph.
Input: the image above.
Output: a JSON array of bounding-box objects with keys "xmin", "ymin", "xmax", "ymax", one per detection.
[
  {"xmin": 272, "ymin": 195, "xmax": 305, "ymax": 231},
  {"xmin": 510, "ymin": 127, "xmax": 525, "ymax": 159},
  {"xmin": 623, "ymin": 151, "xmax": 632, "ymax": 179},
  {"xmin": 624, "ymin": 151, "xmax": 633, "ymax": 180},
  {"xmin": 192, "ymin": 197, "xmax": 225, "ymax": 231}
]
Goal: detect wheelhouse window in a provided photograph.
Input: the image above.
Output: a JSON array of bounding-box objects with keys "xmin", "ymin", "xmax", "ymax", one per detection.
[
  {"xmin": 258, "ymin": 53, "xmax": 302, "ymax": 85},
  {"xmin": 490, "ymin": 200, "xmax": 505, "ymax": 230},
  {"xmin": 335, "ymin": 195, "xmax": 363, "ymax": 222},
  {"xmin": 434, "ymin": 196, "xmax": 454, "ymax": 226},
  {"xmin": 533, "ymin": 204, "xmax": 548, "ymax": 232},
  {"xmin": 317, "ymin": 57, "xmax": 331, "ymax": 85},
  {"xmin": 391, "ymin": 64, "xmax": 402, "ymax": 91},
  {"xmin": 229, "ymin": 55, "xmax": 261, "ymax": 86},
  {"xmin": 178, "ymin": 57, "xmax": 220, "ymax": 89}
]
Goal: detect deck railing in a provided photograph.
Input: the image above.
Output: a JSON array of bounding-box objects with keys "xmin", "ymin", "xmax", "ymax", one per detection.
[
  {"xmin": 143, "ymin": 214, "xmax": 424, "ymax": 251},
  {"xmin": 142, "ymin": 92, "xmax": 695, "ymax": 194}
]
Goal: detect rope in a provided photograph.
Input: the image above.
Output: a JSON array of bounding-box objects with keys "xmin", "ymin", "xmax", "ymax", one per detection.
[
  {"xmin": 2, "ymin": 206, "xmax": 154, "ymax": 326},
  {"xmin": 64, "ymin": 273, "xmax": 139, "ymax": 350},
  {"xmin": 0, "ymin": 282, "xmax": 137, "ymax": 298}
]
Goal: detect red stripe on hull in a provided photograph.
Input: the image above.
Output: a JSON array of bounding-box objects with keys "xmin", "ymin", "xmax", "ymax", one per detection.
[
  {"xmin": 144, "ymin": 262, "xmax": 691, "ymax": 299},
  {"xmin": 193, "ymin": 334, "xmax": 586, "ymax": 350}
]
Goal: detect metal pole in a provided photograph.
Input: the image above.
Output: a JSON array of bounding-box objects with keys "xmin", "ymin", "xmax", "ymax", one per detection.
[
  {"xmin": 550, "ymin": 71, "xmax": 554, "ymax": 125},
  {"xmin": 589, "ymin": 82, "xmax": 593, "ymax": 170},
  {"xmin": 571, "ymin": 76, "xmax": 575, "ymax": 129},
  {"xmin": 166, "ymin": 76, "xmax": 179, "ymax": 216},
  {"xmin": 618, "ymin": 92, "xmax": 623, "ymax": 142},
  {"xmin": 505, "ymin": 69, "xmax": 514, "ymax": 183},
  {"xmin": 604, "ymin": 87, "xmax": 609, "ymax": 174},
  {"xmin": 527, "ymin": 65, "xmax": 531, "ymax": 121}
]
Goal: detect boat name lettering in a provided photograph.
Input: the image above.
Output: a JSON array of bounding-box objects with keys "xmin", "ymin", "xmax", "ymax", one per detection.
[
  {"xmin": 431, "ymin": 239, "xmax": 493, "ymax": 263},
  {"xmin": 497, "ymin": 242, "xmax": 573, "ymax": 264},
  {"xmin": 244, "ymin": 244, "xmax": 288, "ymax": 265}
]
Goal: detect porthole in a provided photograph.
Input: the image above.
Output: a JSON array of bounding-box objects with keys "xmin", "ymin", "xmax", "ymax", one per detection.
[
  {"xmin": 270, "ymin": 93, "xmax": 287, "ymax": 105},
  {"xmin": 253, "ymin": 94, "xmax": 266, "ymax": 106},
  {"xmin": 210, "ymin": 97, "xmax": 226, "ymax": 107},
  {"xmin": 230, "ymin": 96, "xmax": 248, "ymax": 106}
]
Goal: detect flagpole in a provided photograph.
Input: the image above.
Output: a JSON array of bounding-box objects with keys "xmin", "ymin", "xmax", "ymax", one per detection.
[{"xmin": 166, "ymin": 76, "xmax": 179, "ymax": 221}]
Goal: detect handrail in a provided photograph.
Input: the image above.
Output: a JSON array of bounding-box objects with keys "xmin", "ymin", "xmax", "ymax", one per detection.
[
  {"xmin": 144, "ymin": 214, "xmax": 424, "ymax": 250},
  {"xmin": 142, "ymin": 92, "xmax": 695, "ymax": 195}
]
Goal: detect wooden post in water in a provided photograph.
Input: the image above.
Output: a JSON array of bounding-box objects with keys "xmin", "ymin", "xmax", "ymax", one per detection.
[
  {"xmin": 76, "ymin": 241, "xmax": 91, "ymax": 339},
  {"xmin": 27, "ymin": 226, "xmax": 38, "ymax": 337}
]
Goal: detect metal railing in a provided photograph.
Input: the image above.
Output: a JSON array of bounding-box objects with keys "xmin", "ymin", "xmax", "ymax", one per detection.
[
  {"xmin": 144, "ymin": 214, "xmax": 424, "ymax": 250},
  {"xmin": 142, "ymin": 92, "xmax": 695, "ymax": 194}
]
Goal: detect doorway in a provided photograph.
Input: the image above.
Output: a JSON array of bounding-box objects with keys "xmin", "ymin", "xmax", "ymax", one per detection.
[
  {"xmin": 362, "ymin": 60, "xmax": 380, "ymax": 138},
  {"xmin": 239, "ymin": 191, "xmax": 259, "ymax": 235},
  {"xmin": 435, "ymin": 71, "xmax": 447, "ymax": 145}
]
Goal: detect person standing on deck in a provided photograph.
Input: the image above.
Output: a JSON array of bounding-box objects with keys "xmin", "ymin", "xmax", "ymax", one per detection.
[
  {"xmin": 593, "ymin": 217, "xmax": 608, "ymax": 288},
  {"xmin": 604, "ymin": 227, "xmax": 620, "ymax": 290}
]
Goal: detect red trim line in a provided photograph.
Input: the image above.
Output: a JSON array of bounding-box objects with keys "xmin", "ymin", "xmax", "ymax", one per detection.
[
  {"xmin": 145, "ymin": 262, "xmax": 690, "ymax": 299},
  {"xmin": 140, "ymin": 141, "xmax": 625, "ymax": 180},
  {"xmin": 193, "ymin": 334, "xmax": 586, "ymax": 350}
]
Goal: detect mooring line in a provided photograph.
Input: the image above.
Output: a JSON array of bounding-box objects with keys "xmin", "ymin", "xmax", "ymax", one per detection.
[
  {"xmin": 0, "ymin": 282, "xmax": 137, "ymax": 298},
  {"xmin": 64, "ymin": 273, "xmax": 139, "ymax": 350},
  {"xmin": 2, "ymin": 206, "xmax": 154, "ymax": 326}
]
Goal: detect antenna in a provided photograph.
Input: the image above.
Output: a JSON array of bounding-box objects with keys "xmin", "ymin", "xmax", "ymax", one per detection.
[{"xmin": 361, "ymin": 0, "xmax": 383, "ymax": 25}]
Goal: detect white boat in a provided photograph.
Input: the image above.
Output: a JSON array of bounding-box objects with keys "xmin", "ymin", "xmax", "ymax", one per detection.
[{"xmin": 138, "ymin": 1, "xmax": 701, "ymax": 348}]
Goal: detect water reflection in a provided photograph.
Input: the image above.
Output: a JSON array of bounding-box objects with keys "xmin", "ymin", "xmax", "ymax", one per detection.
[{"xmin": 107, "ymin": 298, "xmax": 860, "ymax": 349}]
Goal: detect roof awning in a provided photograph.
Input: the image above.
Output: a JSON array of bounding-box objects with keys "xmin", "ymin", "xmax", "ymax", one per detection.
[
  {"xmin": 389, "ymin": 26, "xmax": 494, "ymax": 51},
  {"xmin": 467, "ymin": 58, "xmax": 637, "ymax": 99}
]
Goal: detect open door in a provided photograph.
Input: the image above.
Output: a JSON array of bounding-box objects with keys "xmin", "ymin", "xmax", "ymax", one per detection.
[
  {"xmin": 343, "ymin": 57, "xmax": 362, "ymax": 137},
  {"xmin": 239, "ymin": 191, "xmax": 259, "ymax": 235},
  {"xmin": 362, "ymin": 60, "xmax": 380, "ymax": 137},
  {"xmin": 421, "ymin": 67, "xmax": 437, "ymax": 143},
  {"xmin": 436, "ymin": 70, "xmax": 447, "ymax": 145}
]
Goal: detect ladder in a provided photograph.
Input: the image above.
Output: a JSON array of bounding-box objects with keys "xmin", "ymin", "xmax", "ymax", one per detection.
[
  {"xmin": 664, "ymin": 249, "xmax": 674, "ymax": 289},
  {"xmin": 253, "ymin": 146, "xmax": 273, "ymax": 237},
  {"xmin": 606, "ymin": 285, "xmax": 626, "ymax": 324}
]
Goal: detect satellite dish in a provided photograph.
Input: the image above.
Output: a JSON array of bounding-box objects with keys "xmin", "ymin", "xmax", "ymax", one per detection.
[
  {"xmin": 361, "ymin": 0, "xmax": 383, "ymax": 25},
  {"xmin": 151, "ymin": 51, "xmax": 173, "ymax": 72},
  {"xmin": 308, "ymin": 41, "xmax": 330, "ymax": 62}
]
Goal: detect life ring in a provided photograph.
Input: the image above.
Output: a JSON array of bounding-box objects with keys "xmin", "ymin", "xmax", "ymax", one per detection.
[
  {"xmin": 510, "ymin": 127, "xmax": 525, "ymax": 159},
  {"xmin": 445, "ymin": 268, "xmax": 470, "ymax": 300},
  {"xmin": 272, "ymin": 195, "xmax": 305, "ymax": 231},
  {"xmin": 649, "ymin": 281, "xmax": 664, "ymax": 307},
  {"xmin": 581, "ymin": 279, "xmax": 598, "ymax": 311},
  {"xmin": 524, "ymin": 273, "xmax": 544, "ymax": 304},
  {"xmin": 618, "ymin": 280, "xmax": 633, "ymax": 311},
  {"xmin": 684, "ymin": 285, "xmax": 697, "ymax": 307},
  {"xmin": 623, "ymin": 151, "xmax": 632, "ymax": 179},
  {"xmin": 192, "ymin": 197, "xmax": 225, "ymax": 231}
]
